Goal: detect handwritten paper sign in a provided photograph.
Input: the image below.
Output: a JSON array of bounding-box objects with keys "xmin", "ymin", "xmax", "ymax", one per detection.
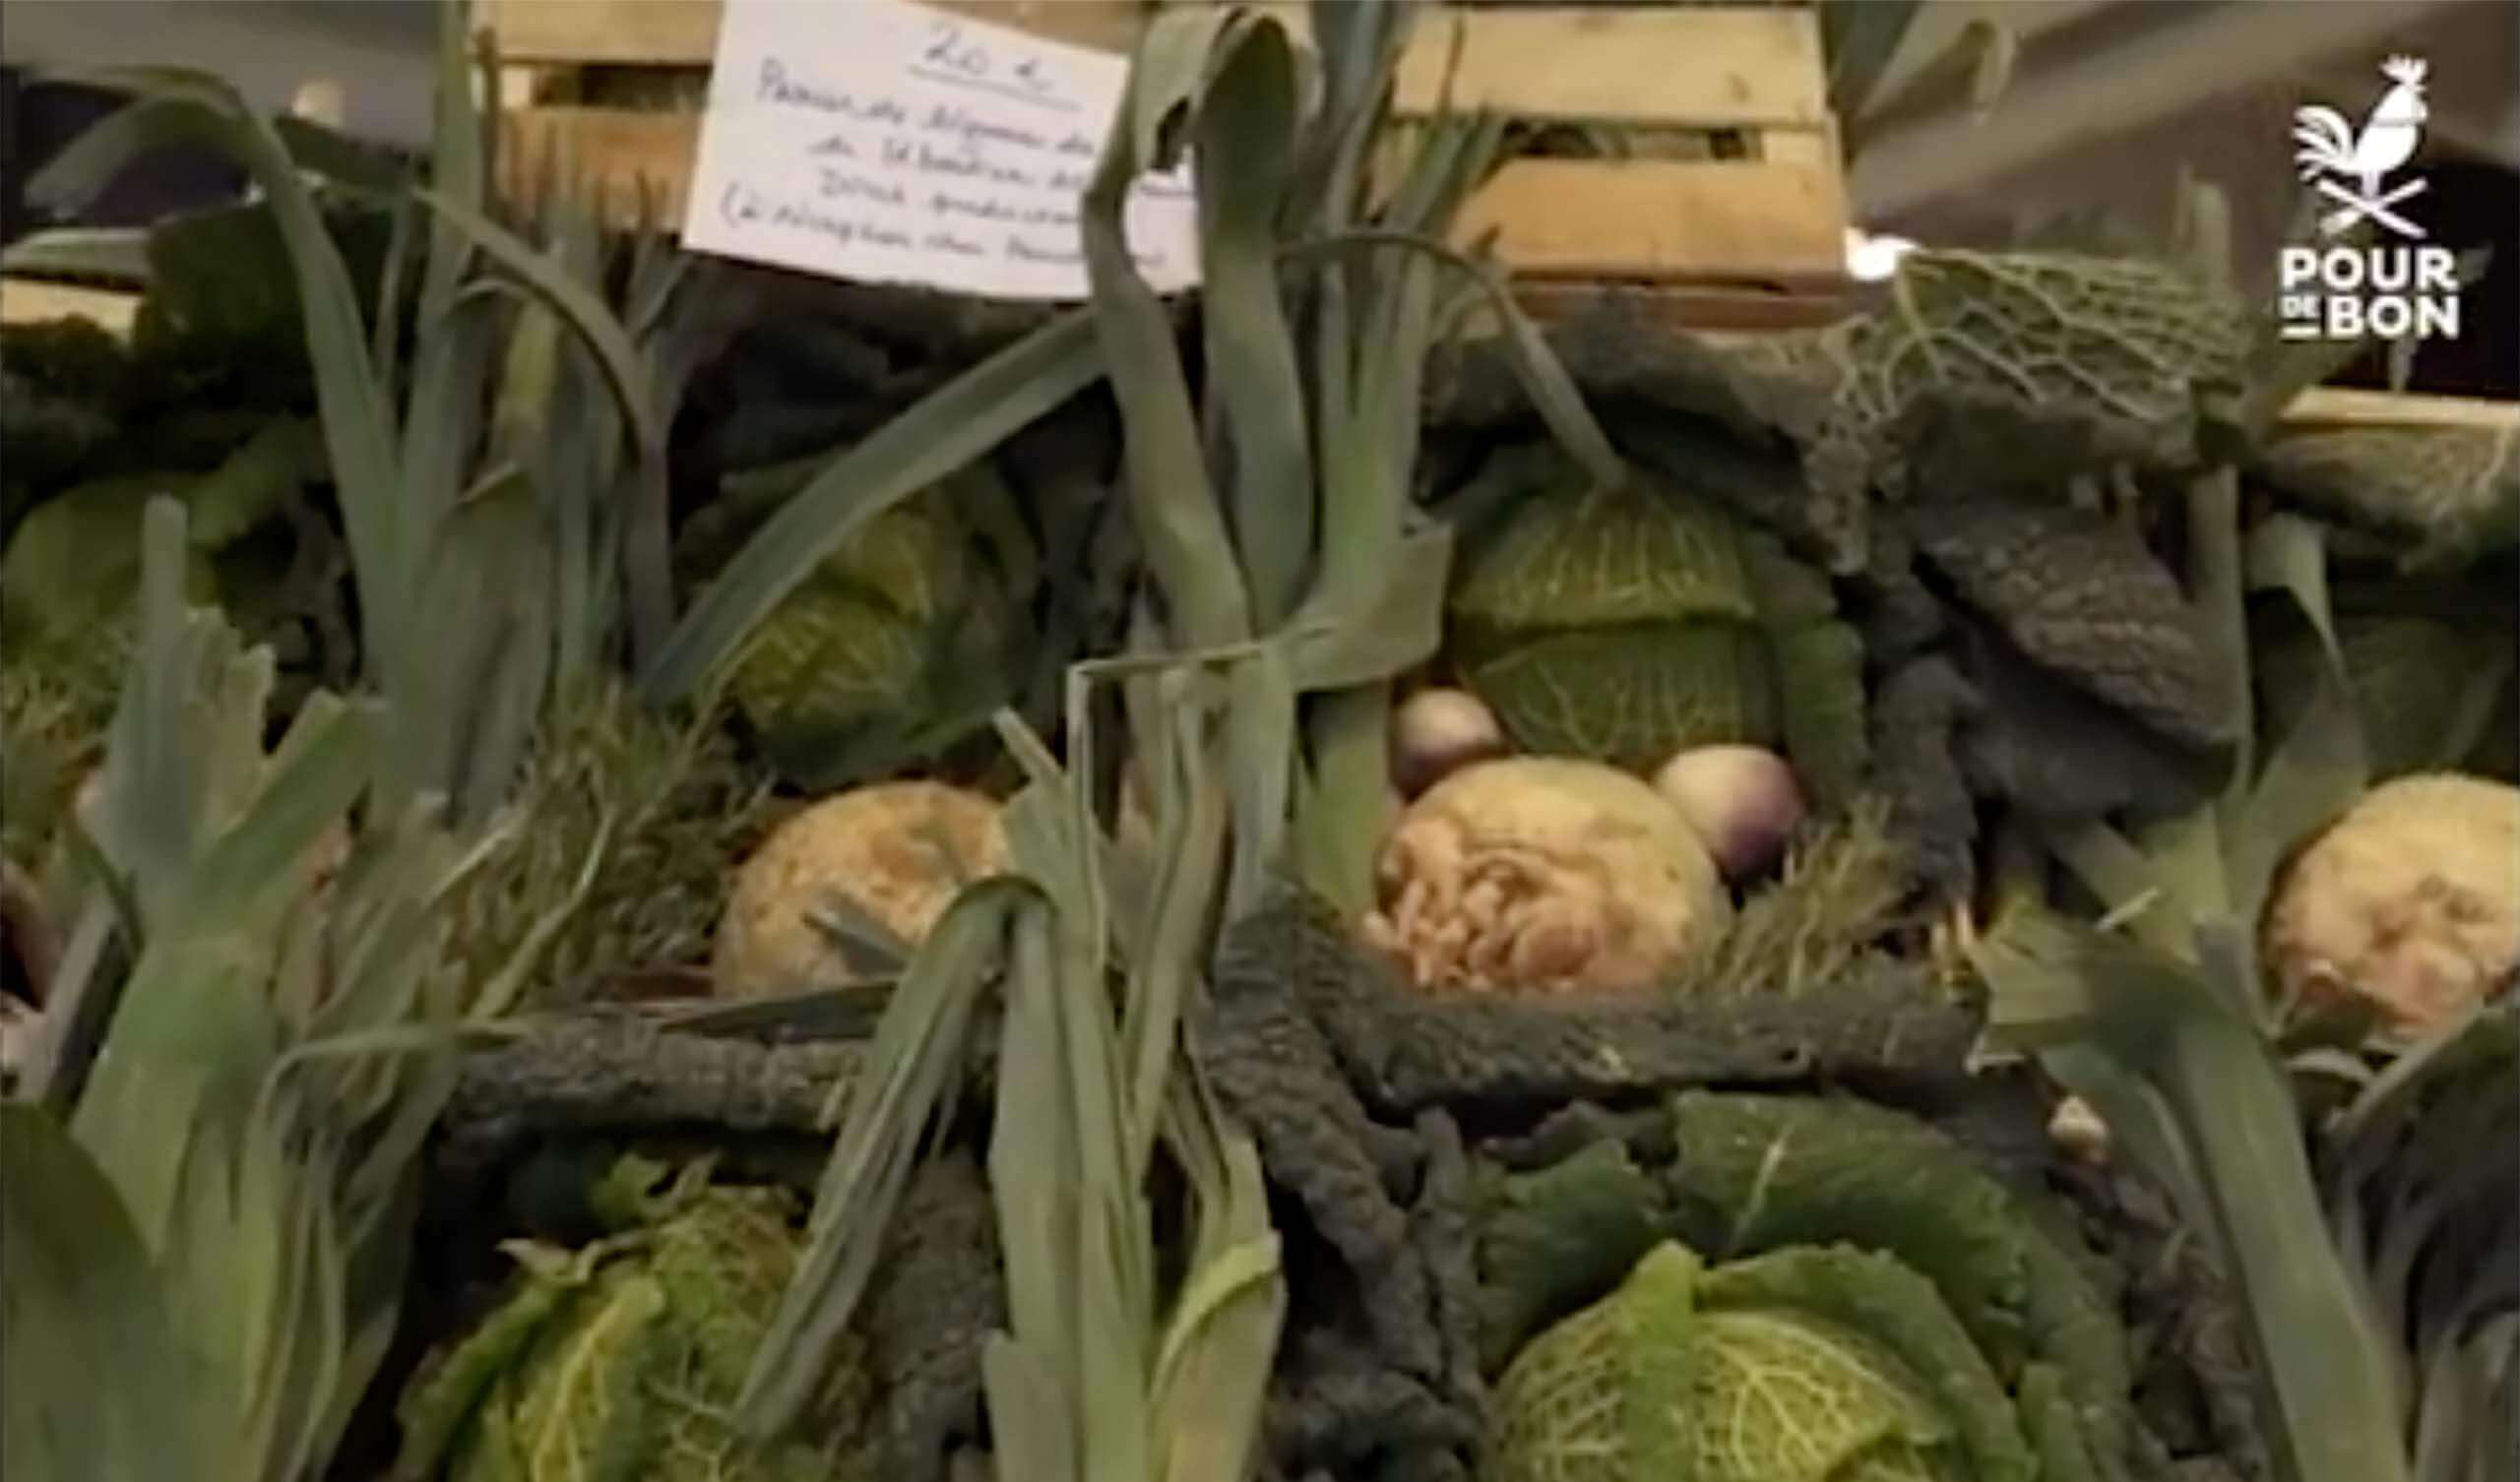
[{"xmin": 680, "ymin": 0, "xmax": 1199, "ymax": 300}]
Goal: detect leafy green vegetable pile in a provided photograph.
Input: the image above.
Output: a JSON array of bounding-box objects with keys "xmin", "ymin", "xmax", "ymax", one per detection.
[
  {"xmin": 1426, "ymin": 220, "xmax": 2515, "ymax": 898},
  {"xmin": 418, "ymin": 876, "xmax": 2219, "ymax": 1482}
]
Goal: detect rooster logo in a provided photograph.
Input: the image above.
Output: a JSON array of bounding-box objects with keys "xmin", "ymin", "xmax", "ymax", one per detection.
[{"xmin": 2294, "ymin": 56, "xmax": 2430, "ymax": 238}]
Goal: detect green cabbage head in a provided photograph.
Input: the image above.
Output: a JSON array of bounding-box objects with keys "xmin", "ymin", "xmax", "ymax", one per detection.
[
  {"xmin": 724, "ymin": 478, "xmax": 1019, "ymax": 791},
  {"xmin": 1485, "ymin": 1238, "xmax": 2042, "ymax": 1482},
  {"xmin": 390, "ymin": 1157, "xmax": 867, "ymax": 1482}
]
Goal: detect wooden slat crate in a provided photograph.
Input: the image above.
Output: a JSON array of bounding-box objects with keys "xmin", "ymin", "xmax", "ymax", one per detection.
[
  {"xmin": 480, "ymin": 0, "xmax": 1853, "ymax": 328},
  {"xmin": 482, "ymin": 0, "xmax": 1142, "ymax": 231},
  {"xmin": 2280, "ymin": 387, "xmax": 2520, "ymax": 431},
  {"xmin": 0, "ymin": 277, "xmax": 142, "ymax": 339},
  {"xmin": 1383, "ymin": 5, "xmax": 1850, "ymax": 328}
]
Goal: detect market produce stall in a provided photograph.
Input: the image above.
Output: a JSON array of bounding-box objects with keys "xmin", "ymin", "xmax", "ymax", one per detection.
[{"xmin": 3, "ymin": 5, "xmax": 2513, "ymax": 1482}]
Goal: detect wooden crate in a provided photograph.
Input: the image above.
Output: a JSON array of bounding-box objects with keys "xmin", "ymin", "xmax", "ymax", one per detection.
[
  {"xmin": 1382, "ymin": 4, "xmax": 1851, "ymax": 329},
  {"xmin": 481, "ymin": 0, "xmax": 1143, "ymax": 229},
  {"xmin": 2279, "ymin": 387, "xmax": 2520, "ymax": 431},
  {"xmin": 480, "ymin": 0, "xmax": 1852, "ymax": 328},
  {"xmin": 1, "ymin": 277, "xmax": 141, "ymax": 339}
]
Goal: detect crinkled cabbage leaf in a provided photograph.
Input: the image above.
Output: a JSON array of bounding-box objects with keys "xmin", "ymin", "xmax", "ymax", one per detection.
[
  {"xmin": 1485, "ymin": 1240, "xmax": 2036, "ymax": 1482},
  {"xmin": 391, "ymin": 1160, "xmax": 867, "ymax": 1482}
]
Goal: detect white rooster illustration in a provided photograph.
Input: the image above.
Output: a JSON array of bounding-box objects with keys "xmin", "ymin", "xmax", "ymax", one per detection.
[{"xmin": 2294, "ymin": 55, "xmax": 2431, "ymax": 237}]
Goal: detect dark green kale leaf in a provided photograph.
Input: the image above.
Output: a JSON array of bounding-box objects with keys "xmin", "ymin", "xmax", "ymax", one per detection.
[
  {"xmin": 1869, "ymin": 655, "xmax": 1984, "ymax": 897},
  {"xmin": 1216, "ymin": 891, "xmax": 1980, "ymax": 1117},
  {"xmin": 1743, "ymin": 525, "xmax": 1871, "ymax": 809},
  {"xmin": 1199, "ymin": 905, "xmax": 1486, "ymax": 1482},
  {"xmin": 1424, "ymin": 297, "xmax": 1836, "ymax": 453},
  {"xmin": 866, "ymin": 1151, "xmax": 1002, "ymax": 1482},
  {"xmin": 436, "ymin": 1015, "xmax": 874, "ymax": 1183},
  {"xmin": 2258, "ymin": 423, "xmax": 2520, "ymax": 570},
  {"xmin": 1911, "ymin": 499, "xmax": 2231, "ymax": 754},
  {"xmin": 126, "ymin": 196, "xmax": 393, "ymax": 413},
  {"xmin": 1472, "ymin": 1140, "xmax": 1664, "ymax": 1373},
  {"xmin": 1434, "ymin": 252, "xmax": 2251, "ymax": 576},
  {"xmin": 1846, "ymin": 521, "xmax": 1949, "ymax": 666},
  {"xmin": 1201, "ymin": 893, "xmax": 1447, "ymax": 1384},
  {"xmin": 1952, "ymin": 615, "xmax": 2228, "ymax": 825},
  {"xmin": 0, "ymin": 315, "xmax": 131, "ymax": 404}
]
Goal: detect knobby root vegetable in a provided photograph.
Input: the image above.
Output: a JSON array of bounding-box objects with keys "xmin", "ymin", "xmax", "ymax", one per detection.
[
  {"xmin": 713, "ymin": 780, "xmax": 1007, "ymax": 997},
  {"xmin": 2262, "ymin": 772, "xmax": 2520, "ymax": 1037},
  {"xmin": 1360, "ymin": 757, "xmax": 1729, "ymax": 996}
]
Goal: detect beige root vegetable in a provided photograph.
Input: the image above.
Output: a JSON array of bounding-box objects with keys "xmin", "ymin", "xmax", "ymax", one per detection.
[
  {"xmin": 1650, "ymin": 744, "xmax": 1806, "ymax": 880},
  {"xmin": 1360, "ymin": 757, "xmax": 1730, "ymax": 996},
  {"xmin": 712, "ymin": 779, "xmax": 1008, "ymax": 997},
  {"xmin": 2262, "ymin": 772, "xmax": 2520, "ymax": 1037}
]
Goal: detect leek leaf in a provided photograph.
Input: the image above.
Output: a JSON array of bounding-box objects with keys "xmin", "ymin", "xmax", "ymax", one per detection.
[
  {"xmin": 415, "ymin": 190, "xmax": 666, "ymax": 459},
  {"xmin": 1087, "ymin": 33, "xmax": 1250, "ymax": 651},
  {"xmin": 736, "ymin": 880, "xmax": 1025, "ymax": 1436},
  {"xmin": 1127, "ymin": 684, "xmax": 1233, "ymax": 1173},
  {"xmin": 1279, "ymin": 521, "xmax": 1453, "ymax": 690},
  {"xmin": 1293, "ymin": 228, "xmax": 1623, "ymax": 489},
  {"xmin": 981, "ymin": 1337, "xmax": 1079, "ymax": 1482},
  {"xmin": 1196, "ymin": 18, "xmax": 1313, "ymax": 630},
  {"xmin": 2233, "ymin": 516, "xmax": 2367, "ymax": 928},
  {"xmin": 1221, "ymin": 646, "xmax": 1293, "ymax": 927},
  {"xmin": 85, "ymin": 500, "xmax": 265, "ymax": 928},
  {"xmin": 401, "ymin": 465, "xmax": 554, "ymax": 830},
  {"xmin": 413, "ymin": 0, "xmax": 479, "ymax": 326},
  {"xmin": 0, "ymin": 1104, "xmax": 196, "ymax": 1482}
]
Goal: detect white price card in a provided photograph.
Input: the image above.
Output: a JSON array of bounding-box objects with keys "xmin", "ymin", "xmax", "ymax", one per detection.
[{"xmin": 680, "ymin": 0, "xmax": 1199, "ymax": 299}]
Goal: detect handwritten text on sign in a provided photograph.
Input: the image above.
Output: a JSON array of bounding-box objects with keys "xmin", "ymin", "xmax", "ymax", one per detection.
[{"xmin": 680, "ymin": 0, "xmax": 1198, "ymax": 300}]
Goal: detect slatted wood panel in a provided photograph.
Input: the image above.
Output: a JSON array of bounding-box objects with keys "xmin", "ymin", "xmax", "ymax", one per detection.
[
  {"xmin": 0, "ymin": 277, "xmax": 141, "ymax": 338},
  {"xmin": 481, "ymin": 0, "xmax": 1853, "ymax": 325},
  {"xmin": 2280, "ymin": 388, "xmax": 2520, "ymax": 430},
  {"xmin": 1390, "ymin": 7, "xmax": 1828, "ymax": 127},
  {"xmin": 485, "ymin": 0, "xmax": 1145, "ymax": 65}
]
